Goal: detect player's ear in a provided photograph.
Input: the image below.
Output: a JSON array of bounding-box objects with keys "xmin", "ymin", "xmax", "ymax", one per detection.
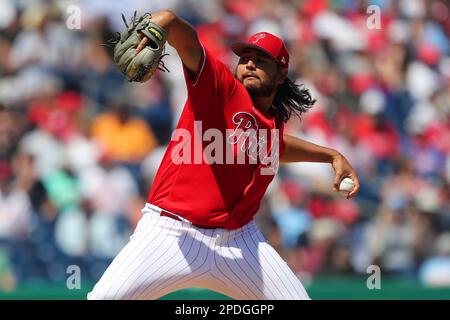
[{"xmin": 278, "ymin": 68, "xmax": 288, "ymax": 85}]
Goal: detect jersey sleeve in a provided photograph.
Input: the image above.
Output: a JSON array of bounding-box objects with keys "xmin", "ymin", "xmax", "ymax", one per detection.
[{"xmin": 182, "ymin": 44, "xmax": 237, "ymax": 114}]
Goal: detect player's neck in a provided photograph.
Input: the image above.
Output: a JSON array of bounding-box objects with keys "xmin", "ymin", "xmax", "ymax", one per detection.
[{"xmin": 251, "ymin": 93, "xmax": 275, "ymax": 114}]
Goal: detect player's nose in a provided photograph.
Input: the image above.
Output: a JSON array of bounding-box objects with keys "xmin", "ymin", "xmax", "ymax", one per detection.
[{"xmin": 245, "ymin": 59, "xmax": 256, "ymax": 70}]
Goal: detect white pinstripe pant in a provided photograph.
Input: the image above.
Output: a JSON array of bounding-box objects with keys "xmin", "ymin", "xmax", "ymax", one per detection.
[{"xmin": 87, "ymin": 204, "xmax": 310, "ymax": 300}]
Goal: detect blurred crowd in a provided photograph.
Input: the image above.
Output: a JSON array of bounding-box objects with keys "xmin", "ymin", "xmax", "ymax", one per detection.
[{"xmin": 1, "ymin": 0, "xmax": 450, "ymax": 292}]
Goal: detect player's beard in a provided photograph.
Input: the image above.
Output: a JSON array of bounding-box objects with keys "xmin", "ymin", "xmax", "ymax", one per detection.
[
  {"xmin": 246, "ymin": 81, "xmax": 276, "ymax": 98},
  {"xmin": 242, "ymin": 77, "xmax": 278, "ymax": 99}
]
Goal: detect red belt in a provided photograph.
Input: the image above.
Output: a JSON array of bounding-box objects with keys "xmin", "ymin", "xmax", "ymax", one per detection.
[{"xmin": 159, "ymin": 210, "xmax": 217, "ymax": 229}]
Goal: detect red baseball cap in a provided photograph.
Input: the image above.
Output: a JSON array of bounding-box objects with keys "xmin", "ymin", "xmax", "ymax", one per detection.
[{"xmin": 231, "ymin": 32, "xmax": 290, "ymax": 69}]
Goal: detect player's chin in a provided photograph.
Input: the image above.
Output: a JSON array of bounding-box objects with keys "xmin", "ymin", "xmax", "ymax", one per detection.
[{"xmin": 242, "ymin": 81, "xmax": 260, "ymax": 93}]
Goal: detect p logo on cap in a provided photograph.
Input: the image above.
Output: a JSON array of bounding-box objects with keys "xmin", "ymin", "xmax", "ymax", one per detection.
[{"xmin": 252, "ymin": 33, "xmax": 266, "ymax": 44}]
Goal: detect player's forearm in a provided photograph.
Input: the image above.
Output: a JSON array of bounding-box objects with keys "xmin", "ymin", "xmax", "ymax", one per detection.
[
  {"xmin": 148, "ymin": 10, "xmax": 201, "ymax": 72},
  {"xmin": 148, "ymin": 11, "xmax": 192, "ymax": 44},
  {"xmin": 280, "ymin": 134, "xmax": 340, "ymax": 164}
]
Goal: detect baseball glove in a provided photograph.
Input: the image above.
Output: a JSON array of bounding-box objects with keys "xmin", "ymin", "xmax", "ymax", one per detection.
[{"xmin": 107, "ymin": 12, "xmax": 169, "ymax": 83}]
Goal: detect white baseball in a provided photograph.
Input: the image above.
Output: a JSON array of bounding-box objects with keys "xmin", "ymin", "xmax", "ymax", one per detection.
[{"xmin": 339, "ymin": 177, "xmax": 355, "ymax": 193}]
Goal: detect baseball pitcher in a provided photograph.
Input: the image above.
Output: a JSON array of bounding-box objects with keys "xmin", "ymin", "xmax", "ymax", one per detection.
[{"xmin": 88, "ymin": 10, "xmax": 360, "ymax": 300}]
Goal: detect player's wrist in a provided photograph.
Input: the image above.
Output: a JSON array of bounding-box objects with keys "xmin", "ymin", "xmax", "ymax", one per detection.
[
  {"xmin": 328, "ymin": 149, "xmax": 341, "ymax": 163},
  {"xmin": 147, "ymin": 10, "xmax": 176, "ymax": 32}
]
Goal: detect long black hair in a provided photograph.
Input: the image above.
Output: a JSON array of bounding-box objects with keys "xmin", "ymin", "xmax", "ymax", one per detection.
[{"xmin": 272, "ymin": 77, "xmax": 316, "ymax": 123}]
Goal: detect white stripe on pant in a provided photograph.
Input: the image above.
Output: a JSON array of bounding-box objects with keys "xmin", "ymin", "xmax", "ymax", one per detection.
[{"xmin": 87, "ymin": 204, "xmax": 310, "ymax": 300}]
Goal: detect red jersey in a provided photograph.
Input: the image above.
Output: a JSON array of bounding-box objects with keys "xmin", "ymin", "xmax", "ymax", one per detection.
[{"xmin": 147, "ymin": 45, "xmax": 285, "ymax": 229}]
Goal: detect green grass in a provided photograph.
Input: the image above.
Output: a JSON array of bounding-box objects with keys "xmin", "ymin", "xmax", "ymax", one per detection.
[{"xmin": 1, "ymin": 277, "xmax": 449, "ymax": 300}]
